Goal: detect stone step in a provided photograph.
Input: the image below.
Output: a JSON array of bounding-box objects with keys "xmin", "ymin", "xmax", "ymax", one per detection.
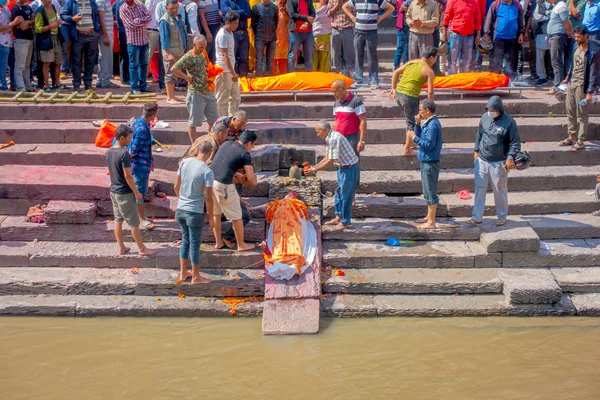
[
  {"xmin": 0, "ymin": 91, "xmax": 590, "ymax": 121},
  {"xmin": 0, "ymin": 143, "xmax": 297, "ymax": 173},
  {"xmin": 551, "ymin": 268, "xmax": 600, "ymax": 293},
  {"xmin": 0, "ymin": 267, "xmax": 265, "ymax": 297},
  {"xmin": 0, "ymin": 241, "xmax": 264, "ymax": 269},
  {"xmin": 315, "ymin": 142, "xmax": 600, "ymax": 171},
  {"xmin": 323, "ymin": 190, "xmax": 600, "ymax": 219},
  {"xmin": 322, "ymin": 268, "xmax": 502, "ymax": 294},
  {"xmin": 322, "ymin": 217, "xmax": 482, "ymax": 241},
  {"xmin": 319, "ymin": 165, "xmax": 599, "ymax": 195},
  {"xmin": 44, "ymin": 200, "xmax": 97, "ymax": 224},
  {"xmin": 0, "ymin": 294, "xmax": 263, "ymax": 317},
  {"xmin": 320, "ymin": 293, "xmax": 576, "ymax": 317},
  {"xmin": 323, "ymin": 240, "xmax": 502, "ymax": 269},
  {"xmin": 503, "ymin": 239, "xmax": 600, "ymax": 267},
  {"xmin": 5, "ymin": 117, "xmax": 596, "ymax": 146},
  {"xmin": 0, "ymin": 195, "xmax": 268, "ymax": 219},
  {"xmin": 498, "ymin": 268, "xmax": 562, "ymax": 305},
  {"xmin": 569, "ymin": 293, "xmax": 600, "ymax": 316},
  {"xmin": 0, "ymin": 165, "xmax": 273, "ymax": 200},
  {"xmin": 322, "ymin": 214, "xmax": 600, "ymax": 242},
  {"xmin": 0, "ymin": 216, "xmax": 266, "ymax": 243}
]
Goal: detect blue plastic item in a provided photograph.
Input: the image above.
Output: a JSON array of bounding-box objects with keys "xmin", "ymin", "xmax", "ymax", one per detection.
[{"xmin": 386, "ymin": 237, "xmax": 401, "ymax": 247}]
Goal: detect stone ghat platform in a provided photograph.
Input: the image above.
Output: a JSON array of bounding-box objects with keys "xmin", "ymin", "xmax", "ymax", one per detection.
[{"xmin": 2, "ymin": 89, "xmax": 600, "ymax": 323}]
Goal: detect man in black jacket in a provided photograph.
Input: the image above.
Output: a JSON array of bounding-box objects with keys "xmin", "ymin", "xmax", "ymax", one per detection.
[
  {"xmin": 469, "ymin": 95, "xmax": 521, "ymax": 226},
  {"xmin": 252, "ymin": 0, "xmax": 278, "ymax": 76},
  {"xmin": 559, "ymin": 25, "xmax": 598, "ymax": 151}
]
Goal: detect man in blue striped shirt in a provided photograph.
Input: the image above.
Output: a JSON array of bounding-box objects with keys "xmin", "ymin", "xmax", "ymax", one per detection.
[{"xmin": 343, "ymin": 0, "xmax": 394, "ymax": 88}]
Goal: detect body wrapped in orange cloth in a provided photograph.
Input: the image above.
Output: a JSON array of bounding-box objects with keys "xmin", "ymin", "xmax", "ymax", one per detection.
[{"xmin": 264, "ymin": 193, "xmax": 318, "ymax": 280}]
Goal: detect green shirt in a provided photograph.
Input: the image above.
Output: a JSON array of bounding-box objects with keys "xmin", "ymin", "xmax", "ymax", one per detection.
[
  {"xmin": 568, "ymin": 0, "xmax": 587, "ymax": 27},
  {"xmin": 173, "ymin": 51, "xmax": 209, "ymax": 95},
  {"xmin": 396, "ymin": 61, "xmax": 427, "ymax": 98},
  {"xmin": 35, "ymin": 7, "xmax": 58, "ymax": 35}
]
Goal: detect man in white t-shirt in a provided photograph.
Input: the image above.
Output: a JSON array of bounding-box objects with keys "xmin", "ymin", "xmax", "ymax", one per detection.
[{"xmin": 215, "ymin": 10, "xmax": 241, "ymax": 117}]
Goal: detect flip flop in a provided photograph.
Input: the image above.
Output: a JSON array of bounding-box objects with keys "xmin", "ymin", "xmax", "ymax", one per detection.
[
  {"xmin": 466, "ymin": 219, "xmax": 482, "ymax": 225},
  {"xmin": 559, "ymin": 138, "xmax": 576, "ymax": 147},
  {"xmin": 496, "ymin": 219, "xmax": 507, "ymax": 226},
  {"xmin": 570, "ymin": 142, "xmax": 585, "ymax": 151}
]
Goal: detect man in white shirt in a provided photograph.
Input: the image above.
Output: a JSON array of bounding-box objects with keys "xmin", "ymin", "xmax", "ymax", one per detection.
[{"xmin": 215, "ymin": 10, "xmax": 241, "ymax": 117}]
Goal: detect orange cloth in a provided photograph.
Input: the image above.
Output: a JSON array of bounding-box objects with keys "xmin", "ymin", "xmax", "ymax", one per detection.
[
  {"xmin": 264, "ymin": 198, "xmax": 309, "ymax": 274},
  {"xmin": 239, "ymin": 71, "xmax": 353, "ymax": 93},
  {"xmin": 425, "ymin": 72, "xmax": 511, "ymax": 91},
  {"xmin": 203, "ymin": 49, "xmax": 224, "ymax": 92},
  {"xmin": 275, "ymin": 1, "xmax": 290, "ymax": 60}
]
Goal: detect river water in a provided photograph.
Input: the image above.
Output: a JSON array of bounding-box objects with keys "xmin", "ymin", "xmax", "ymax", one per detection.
[{"xmin": 1, "ymin": 317, "xmax": 599, "ymax": 400}]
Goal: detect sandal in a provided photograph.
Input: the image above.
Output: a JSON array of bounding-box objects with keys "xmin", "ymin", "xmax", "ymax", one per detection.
[
  {"xmin": 466, "ymin": 219, "xmax": 482, "ymax": 225},
  {"xmin": 591, "ymin": 210, "xmax": 600, "ymax": 217},
  {"xmin": 140, "ymin": 220, "xmax": 156, "ymax": 231},
  {"xmin": 570, "ymin": 142, "xmax": 585, "ymax": 151},
  {"xmin": 559, "ymin": 138, "xmax": 576, "ymax": 147},
  {"xmin": 496, "ymin": 219, "xmax": 507, "ymax": 226}
]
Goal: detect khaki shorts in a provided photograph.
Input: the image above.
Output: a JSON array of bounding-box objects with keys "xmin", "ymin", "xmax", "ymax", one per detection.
[
  {"xmin": 162, "ymin": 54, "xmax": 181, "ymax": 85},
  {"xmin": 39, "ymin": 35, "xmax": 63, "ymax": 64},
  {"xmin": 110, "ymin": 192, "xmax": 141, "ymax": 227},
  {"xmin": 212, "ymin": 181, "xmax": 242, "ymax": 221}
]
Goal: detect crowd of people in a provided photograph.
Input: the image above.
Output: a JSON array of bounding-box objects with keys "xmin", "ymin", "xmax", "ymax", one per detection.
[{"xmin": 2, "ymin": 0, "xmax": 598, "ymax": 94}]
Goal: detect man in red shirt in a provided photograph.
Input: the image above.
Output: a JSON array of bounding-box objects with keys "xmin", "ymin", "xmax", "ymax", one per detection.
[{"xmin": 442, "ymin": 0, "xmax": 481, "ymax": 74}]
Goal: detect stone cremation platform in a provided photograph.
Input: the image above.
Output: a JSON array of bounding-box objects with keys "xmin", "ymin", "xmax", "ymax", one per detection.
[{"xmin": 2, "ymin": 66, "xmax": 600, "ymax": 329}]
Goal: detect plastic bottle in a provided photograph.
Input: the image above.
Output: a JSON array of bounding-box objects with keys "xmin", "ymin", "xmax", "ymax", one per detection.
[{"xmin": 578, "ymin": 96, "xmax": 598, "ymax": 106}]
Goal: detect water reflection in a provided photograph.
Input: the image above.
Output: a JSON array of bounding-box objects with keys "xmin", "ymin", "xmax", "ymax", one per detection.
[{"xmin": 1, "ymin": 317, "xmax": 599, "ymax": 400}]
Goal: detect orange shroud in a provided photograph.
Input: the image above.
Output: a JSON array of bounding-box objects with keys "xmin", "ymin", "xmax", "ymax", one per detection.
[
  {"xmin": 203, "ymin": 50, "xmax": 224, "ymax": 92},
  {"xmin": 264, "ymin": 198, "xmax": 310, "ymax": 275},
  {"xmin": 425, "ymin": 72, "xmax": 511, "ymax": 91},
  {"xmin": 239, "ymin": 72, "xmax": 353, "ymax": 93}
]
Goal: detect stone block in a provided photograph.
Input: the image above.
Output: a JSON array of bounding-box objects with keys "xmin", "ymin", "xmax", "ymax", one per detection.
[
  {"xmin": 262, "ymin": 299, "xmax": 320, "ymax": 334},
  {"xmin": 0, "ymin": 242, "xmax": 32, "ymax": 267},
  {"xmin": 320, "ymin": 294, "xmax": 377, "ymax": 317},
  {"xmin": 44, "ymin": 200, "xmax": 97, "ymax": 224},
  {"xmin": 0, "ymin": 267, "xmax": 69, "ymax": 295},
  {"xmin": 525, "ymin": 214, "xmax": 600, "ymax": 240},
  {"xmin": 323, "ymin": 268, "xmax": 502, "ymax": 294},
  {"xmin": 323, "ymin": 195, "xmax": 449, "ymax": 219},
  {"xmin": 252, "ymin": 146, "xmax": 281, "ymax": 172},
  {"xmin": 550, "ymin": 268, "xmax": 600, "ymax": 293},
  {"xmin": 498, "ymin": 269, "xmax": 562, "ymax": 305},
  {"xmin": 268, "ymin": 175, "xmax": 322, "ymax": 207},
  {"xmin": 570, "ymin": 293, "xmax": 600, "ymax": 316},
  {"xmin": 0, "ymin": 295, "xmax": 77, "ymax": 316},
  {"xmin": 480, "ymin": 226, "xmax": 540, "ymax": 253},
  {"xmin": 502, "ymin": 239, "xmax": 600, "ymax": 267}
]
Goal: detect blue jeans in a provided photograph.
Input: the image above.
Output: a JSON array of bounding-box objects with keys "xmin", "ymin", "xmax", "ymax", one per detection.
[
  {"xmin": 353, "ymin": 30, "xmax": 378, "ymax": 84},
  {"xmin": 420, "ymin": 161, "xmax": 440, "ymax": 205},
  {"xmin": 472, "ymin": 158, "xmax": 509, "ymax": 222},
  {"xmin": 393, "ymin": 28, "xmax": 409, "ymax": 69},
  {"xmin": 127, "ymin": 43, "xmax": 149, "ymax": 91},
  {"xmin": 133, "ymin": 173, "xmax": 149, "ymax": 201},
  {"xmin": 334, "ymin": 163, "xmax": 359, "ymax": 225},
  {"xmin": 8, "ymin": 46, "xmax": 16, "ymax": 89},
  {"xmin": 288, "ymin": 31, "xmax": 314, "ymax": 72},
  {"xmin": 0, "ymin": 45, "xmax": 9, "ymax": 90},
  {"xmin": 60, "ymin": 24, "xmax": 71, "ymax": 72},
  {"xmin": 448, "ymin": 32, "xmax": 474, "ymax": 74},
  {"xmin": 176, "ymin": 209, "xmax": 204, "ymax": 266},
  {"xmin": 234, "ymin": 30, "xmax": 249, "ymax": 76}
]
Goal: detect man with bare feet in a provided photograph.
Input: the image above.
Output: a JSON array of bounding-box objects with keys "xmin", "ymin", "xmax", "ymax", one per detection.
[
  {"xmin": 174, "ymin": 139, "xmax": 214, "ymax": 284},
  {"xmin": 305, "ymin": 120, "xmax": 359, "ymax": 232},
  {"xmin": 209, "ymin": 130, "xmax": 258, "ymax": 251},
  {"xmin": 106, "ymin": 125, "xmax": 159, "ymax": 256},
  {"xmin": 407, "ymin": 99, "xmax": 442, "ymax": 229},
  {"xmin": 388, "ymin": 46, "xmax": 437, "ymax": 157}
]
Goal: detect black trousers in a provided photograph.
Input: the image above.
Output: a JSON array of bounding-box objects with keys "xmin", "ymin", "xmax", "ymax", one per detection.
[{"xmin": 118, "ymin": 31, "xmax": 130, "ymax": 84}]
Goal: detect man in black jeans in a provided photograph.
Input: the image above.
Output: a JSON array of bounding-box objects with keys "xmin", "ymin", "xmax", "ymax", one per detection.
[{"xmin": 113, "ymin": 0, "xmax": 129, "ymax": 84}]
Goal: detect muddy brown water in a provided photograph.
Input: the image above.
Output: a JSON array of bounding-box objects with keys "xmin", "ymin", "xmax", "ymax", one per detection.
[{"xmin": 1, "ymin": 317, "xmax": 599, "ymax": 400}]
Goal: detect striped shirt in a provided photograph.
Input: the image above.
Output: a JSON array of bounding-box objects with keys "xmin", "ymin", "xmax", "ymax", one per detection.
[
  {"xmin": 77, "ymin": 0, "xmax": 94, "ymax": 32},
  {"xmin": 333, "ymin": 92, "xmax": 366, "ymax": 137},
  {"xmin": 347, "ymin": 0, "xmax": 388, "ymax": 32},
  {"xmin": 120, "ymin": 0, "xmax": 152, "ymax": 46},
  {"xmin": 199, "ymin": 0, "xmax": 221, "ymax": 26},
  {"xmin": 325, "ymin": 130, "xmax": 360, "ymax": 167},
  {"xmin": 327, "ymin": 0, "xmax": 354, "ymax": 29},
  {"xmin": 96, "ymin": 0, "xmax": 114, "ymax": 34}
]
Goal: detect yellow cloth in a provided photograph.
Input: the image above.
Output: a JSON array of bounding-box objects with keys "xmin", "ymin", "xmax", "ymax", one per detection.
[
  {"xmin": 239, "ymin": 71, "xmax": 353, "ymax": 92},
  {"xmin": 248, "ymin": 0, "xmax": 261, "ymax": 71},
  {"xmin": 264, "ymin": 199, "xmax": 309, "ymax": 274}
]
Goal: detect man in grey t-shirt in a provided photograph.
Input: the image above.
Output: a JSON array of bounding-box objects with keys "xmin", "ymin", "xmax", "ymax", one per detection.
[{"xmin": 547, "ymin": 0, "xmax": 573, "ymax": 86}]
